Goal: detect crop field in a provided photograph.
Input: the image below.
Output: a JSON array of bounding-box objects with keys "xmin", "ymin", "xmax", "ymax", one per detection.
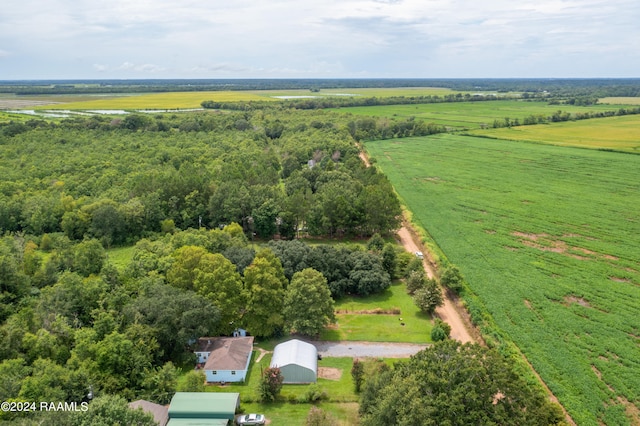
[
  {"xmin": 39, "ymin": 91, "xmax": 274, "ymax": 110},
  {"xmin": 472, "ymin": 115, "xmax": 640, "ymax": 153},
  {"xmin": 599, "ymin": 97, "xmax": 640, "ymax": 105},
  {"xmin": 334, "ymin": 100, "xmax": 628, "ymax": 130},
  {"xmin": 365, "ymin": 134, "xmax": 640, "ymax": 425},
  {"xmin": 255, "ymin": 86, "xmax": 461, "ymax": 98}
]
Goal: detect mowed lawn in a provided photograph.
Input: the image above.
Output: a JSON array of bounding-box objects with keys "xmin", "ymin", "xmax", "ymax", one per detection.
[
  {"xmin": 473, "ymin": 114, "xmax": 640, "ymax": 153},
  {"xmin": 320, "ymin": 282, "xmax": 433, "ymax": 343},
  {"xmin": 366, "ymin": 134, "xmax": 640, "ymax": 426},
  {"xmin": 334, "ymin": 100, "xmax": 629, "ymax": 130}
]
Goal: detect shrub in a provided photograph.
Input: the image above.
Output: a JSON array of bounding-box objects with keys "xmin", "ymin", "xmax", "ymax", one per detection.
[
  {"xmin": 258, "ymin": 367, "xmax": 283, "ymax": 402},
  {"xmin": 306, "ymin": 406, "xmax": 339, "ymax": 426},
  {"xmin": 431, "ymin": 318, "xmax": 451, "ymax": 341}
]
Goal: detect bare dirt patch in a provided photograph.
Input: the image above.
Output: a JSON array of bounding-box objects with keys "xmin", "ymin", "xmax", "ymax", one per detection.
[
  {"xmin": 610, "ymin": 277, "xmax": 631, "ymax": 283},
  {"xmin": 0, "ymin": 99, "xmax": 62, "ymax": 109},
  {"xmin": 255, "ymin": 348, "xmax": 271, "ymax": 363},
  {"xmin": 564, "ymin": 295, "xmax": 591, "ymax": 308},
  {"xmin": 318, "ymin": 367, "xmax": 342, "ymax": 381},
  {"xmin": 512, "ymin": 231, "xmax": 617, "ymax": 262}
]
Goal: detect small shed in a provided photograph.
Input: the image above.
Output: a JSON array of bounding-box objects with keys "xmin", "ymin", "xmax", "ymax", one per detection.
[
  {"xmin": 270, "ymin": 339, "xmax": 317, "ymax": 384},
  {"xmin": 167, "ymin": 392, "xmax": 239, "ymax": 425}
]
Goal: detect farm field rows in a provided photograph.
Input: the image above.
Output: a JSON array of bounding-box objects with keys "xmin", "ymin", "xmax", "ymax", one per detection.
[
  {"xmin": 38, "ymin": 91, "xmax": 274, "ymax": 110},
  {"xmin": 21, "ymin": 87, "xmax": 467, "ymax": 111},
  {"xmin": 335, "ymin": 100, "xmax": 630, "ymax": 129},
  {"xmin": 599, "ymin": 97, "xmax": 640, "ymax": 105},
  {"xmin": 252, "ymin": 86, "xmax": 461, "ymax": 98},
  {"xmin": 471, "ymin": 114, "xmax": 640, "ymax": 153},
  {"xmin": 365, "ymin": 134, "xmax": 640, "ymax": 425}
]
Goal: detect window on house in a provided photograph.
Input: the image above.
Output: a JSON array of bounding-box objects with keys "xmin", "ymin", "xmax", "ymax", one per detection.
[
  {"xmin": 231, "ymin": 371, "xmax": 236, "ymax": 375},
  {"xmin": 211, "ymin": 370, "xmax": 217, "ymax": 374}
]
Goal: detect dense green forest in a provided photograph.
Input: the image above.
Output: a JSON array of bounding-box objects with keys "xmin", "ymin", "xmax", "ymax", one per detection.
[
  {"xmin": 0, "ymin": 109, "xmax": 402, "ymax": 241},
  {"xmin": 0, "ymin": 107, "xmax": 409, "ymax": 423}
]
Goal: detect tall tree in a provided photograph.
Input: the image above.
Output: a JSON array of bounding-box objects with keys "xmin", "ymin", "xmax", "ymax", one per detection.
[
  {"xmin": 359, "ymin": 340, "xmax": 564, "ymax": 426},
  {"xmin": 283, "ymin": 268, "xmax": 335, "ymax": 337},
  {"xmin": 193, "ymin": 253, "xmax": 246, "ymax": 335},
  {"xmin": 242, "ymin": 257, "xmax": 285, "ymax": 337}
]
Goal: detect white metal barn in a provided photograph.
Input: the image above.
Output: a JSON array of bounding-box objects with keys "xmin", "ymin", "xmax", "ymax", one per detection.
[{"xmin": 270, "ymin": 339, "xmax": 317, "ymax": 383}]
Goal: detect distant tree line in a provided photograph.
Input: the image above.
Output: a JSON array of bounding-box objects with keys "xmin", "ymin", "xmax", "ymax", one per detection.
[
  {"xmin": 3, "ymin": 78, "xmax": 640, "ymax": 97},
  {"xmin": 202, "ymin": 93, "xmax": 510, "ymax": 111},
  {"xmin": 490, "ymin": 106, "xmax": 640, "ymax": 128}
]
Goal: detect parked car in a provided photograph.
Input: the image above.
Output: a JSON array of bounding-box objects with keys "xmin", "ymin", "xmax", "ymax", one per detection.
[
  {"xmin": 415, "ymin": 251, "xmax": 424, "ymax": 259},
  {"xmin": 236, "ymin": 413, "xmax": 266, "ymax": 425}
]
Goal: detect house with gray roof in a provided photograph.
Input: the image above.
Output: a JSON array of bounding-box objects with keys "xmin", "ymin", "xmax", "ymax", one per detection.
[{"xmin": 195, "ymin": 336, "xmax": 254, "ymax": 383}]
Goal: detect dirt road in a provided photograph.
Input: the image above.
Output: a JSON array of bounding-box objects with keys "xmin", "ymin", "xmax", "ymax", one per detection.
[
  {"xmin": 359, "ymin": 148, "xmax": 474, "ymax": 344},
  {"xmin": 397, "ymin": 226, "xmax": 475, "ymax": 344}
]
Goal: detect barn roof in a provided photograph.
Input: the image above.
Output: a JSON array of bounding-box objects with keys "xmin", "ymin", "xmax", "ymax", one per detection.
[
  {"xmin": 202, "ymin": 336, "xmax": 254, "ymax": 371},
  {"xmin": 168, "ymin": 392, "xmax": 239, "ymax": 420},
  {"xmin": 270, "ymin": 339, "xmax": 317, "ymax": 374}
]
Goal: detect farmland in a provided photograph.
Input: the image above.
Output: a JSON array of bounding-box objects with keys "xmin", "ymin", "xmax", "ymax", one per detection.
[
  {"xmin": 472, "ymin": 114, "xmax": 640, "ymax": 153},
  {"xmin": 365, "ymin": 133, "xmax": 640, "ymax": 425},
  {"xmin": 335, "ymin": 100, "xmax": 630, "ymax": 130},
  {"xmin": 38, "ymin": 91, "xmax": 274, "ymax": 110}
]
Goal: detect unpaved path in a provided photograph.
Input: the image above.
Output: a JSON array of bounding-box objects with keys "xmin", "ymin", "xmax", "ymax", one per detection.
[
  {"xmin": 397, "ymin": 226, "xmax": 475, "ymax": 344},
  {"xmin": 359, "ymin": 147, "xmax": 475, "ymax": 344}
]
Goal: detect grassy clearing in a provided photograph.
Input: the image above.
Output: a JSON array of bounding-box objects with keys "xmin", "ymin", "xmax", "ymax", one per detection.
[
  {"xmin": 239, "ymin": 401, "xmax": 360, "ymax": 426},
  {"xmin": 366, "ymin": 134, "xmax": 640, "ymax": 426},
  {"xmin": 471, "ymin": 115, "xmax": 640, "ymax": 153},
  {"xmin": 40, "ymin": 91, "xmax": 273, "ymax": 110},
  {"xmin": 334, "ymin": 100, "xmax": 628, "ymax": 130},
  {"xmin": 320, "ymin": 282, "xmax": 432, "ymax": 342},
  {"xmin": 106, "ymin": 245, "xmax": 136, "ymax": 271}
]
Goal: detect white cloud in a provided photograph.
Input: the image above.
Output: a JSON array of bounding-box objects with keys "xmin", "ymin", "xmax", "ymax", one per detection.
[{"xmin": 0, "ymin": 0, "xmax": 638, "ymax": 78}]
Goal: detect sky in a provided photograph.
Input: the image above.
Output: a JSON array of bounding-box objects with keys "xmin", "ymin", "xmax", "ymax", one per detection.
[{"xmin": 1, "ymin": 0, "xmax": 639, "ymax": 79}]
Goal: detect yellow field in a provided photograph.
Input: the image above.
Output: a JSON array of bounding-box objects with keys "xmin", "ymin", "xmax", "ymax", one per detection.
[
  {"xmin": 41, "ymin": 91, "xmax": 274, "ymax": 110},
  {"xmin": 252, "ymin": 87, "xmax": 460, "ymax": 98},
  {"xmin": 599, "ymin": 97, "xmax": 640, "ymax": 105},
  {"xmin": 473, "ymin": 114, "xmax": 640, "ymax": 153}
]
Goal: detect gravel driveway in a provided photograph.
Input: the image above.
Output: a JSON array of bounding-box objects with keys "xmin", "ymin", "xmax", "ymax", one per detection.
[{"xmin": 311, "ymin": 341, "xmax": 429, "ymax": 358}]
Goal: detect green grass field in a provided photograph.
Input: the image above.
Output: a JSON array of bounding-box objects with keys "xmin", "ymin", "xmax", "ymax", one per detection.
[
  {"xmin": 365, "ymin": 134, "xmax": 640, "ymax": 426},
  {"xmin": 471, "ymin": 115, "xmax": 640, "ymax": 153},
  {"xmin": 198, "ymin": 350, "xmax": 360, "ymax": 425},
  {"xmin": 106, "ymin": 246, "xmax": 136, "ymax": 271},
  {"xmin": 320, "ymin": 282, "xmax": 432, "ymax": 342},
  {"xmin": 334, "ymin": 100, "xmax": 629, "ymax": 130}
]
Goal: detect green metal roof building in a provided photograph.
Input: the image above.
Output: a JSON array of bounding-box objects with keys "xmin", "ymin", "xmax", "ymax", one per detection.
[{"xmin": 167, "ymin": 392, "xmax": 240, "ymax": 426}]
